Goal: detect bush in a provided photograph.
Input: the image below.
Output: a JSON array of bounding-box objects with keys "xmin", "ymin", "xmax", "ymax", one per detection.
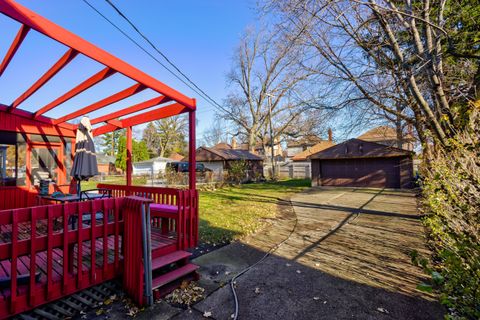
[
  {"xmin": 421, "ymin": 110, "xmax": 480, "ymax": 319},
  {"xmin": 164, "ymin": 168, "xmax": 187, "ymax": 186},
  {"xmin": 226, "ymin": 160, "xmax": 248, "ymax": 184}
]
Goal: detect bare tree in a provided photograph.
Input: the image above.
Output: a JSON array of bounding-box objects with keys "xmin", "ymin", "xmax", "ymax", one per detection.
[
  {"xmin": 155, "ymin": 115, "xmax": 187, "ymax": 157},
  {"xmin": 201, "ymin": 118, "xmax": 230, "ymax": 147},
  {"xmin": 265, "ymin": 0, "xmax": 479, "ymax": 151},
  {"xmin": 142, "ymin": 122, "xmax": 161, "ymax": 156},
  {"xmin": 142, "ymin": 116, "xmax": 187, "ymax": 158},
  {"xmin": 222, "ymin": 26, "xmax": 319, "ymax": 154}
]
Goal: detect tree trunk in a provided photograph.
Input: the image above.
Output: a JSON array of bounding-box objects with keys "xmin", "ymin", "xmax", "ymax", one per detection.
[
  {"xmin": 395, "ymin": 103, "xmax": 403, "ymax": 149},
  {"xmin": 111, "ymin": 136, "xmax": 115, "ymax": 157},
  {"xmin": 248, "ymin": 128, "xmax": 257, "ymax": 153}
]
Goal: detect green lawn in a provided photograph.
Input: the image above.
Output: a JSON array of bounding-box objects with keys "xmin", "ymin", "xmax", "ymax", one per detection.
[
  {"xmin": 81, "ymin": 176, "xmax": 147, "ymax": 190},
  {"xmin": 82, "ymin": 177, "xmax": 310, "ymax": 245},
  {"xmin": 198, "ymin": 179, "xmax": 310, "ymax": 244}
]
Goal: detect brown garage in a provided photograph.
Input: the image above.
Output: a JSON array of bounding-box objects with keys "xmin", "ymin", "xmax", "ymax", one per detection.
[{"xmin": 309, "ymin": 139, "xmax": 414, "ymax": 189}]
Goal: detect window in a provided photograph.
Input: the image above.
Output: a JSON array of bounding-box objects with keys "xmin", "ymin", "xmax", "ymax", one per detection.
[
  {"xmin": 0, "ymin": 132, "xmax": 26, "ymax": 186},
  {"xmin": 64, "ymin": 139, "xmax": 72, "ymax": 182},
  {"xmin": 30, "ymin": 146, "xmax": 58, "ymax": 186}
]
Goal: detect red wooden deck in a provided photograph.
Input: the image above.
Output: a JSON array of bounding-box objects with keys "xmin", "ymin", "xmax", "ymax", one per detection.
[
  {"xmin": 0, "ymin": 0, "xmax": 200, "ymax": 317},
  {"xmin": 0, "ymin": 196, "xmax": 188, "ymax": 318},
  {"xmin": 0, "ymin": 227, "xmax": 177, "ymax": 302}
]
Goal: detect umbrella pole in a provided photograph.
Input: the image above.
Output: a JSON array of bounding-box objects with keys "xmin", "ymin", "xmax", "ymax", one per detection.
[{"xmin": 77, "ymin": 180, "xmax": 81, "ymax": 197}]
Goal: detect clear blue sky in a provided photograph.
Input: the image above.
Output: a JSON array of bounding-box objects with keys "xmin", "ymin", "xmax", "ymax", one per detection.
[{"xmin": 0, "ymin": 0, "xmax": 257, "ymax": 138}]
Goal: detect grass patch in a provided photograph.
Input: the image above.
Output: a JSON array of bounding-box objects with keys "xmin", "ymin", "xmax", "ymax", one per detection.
[
  {"xmin": 81, "ymin": 176, "xmax": 147, "ymax": 190},
  {"xmin": 81, "ymin": 177, "xmax": 310, "ymax": 245},
  {"xmin": 199, "ymin": 179, "xmax": 310, "ymax": 244}
]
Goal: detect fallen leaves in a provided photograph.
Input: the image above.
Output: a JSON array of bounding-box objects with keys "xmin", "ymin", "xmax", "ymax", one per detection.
[
  {"xmin": 164, "ymin": 281, "xmax": 205, "ymax": 306},
  {"xmin": 124, "ymin": 298, "xmax": 142, "ymax": 317}
]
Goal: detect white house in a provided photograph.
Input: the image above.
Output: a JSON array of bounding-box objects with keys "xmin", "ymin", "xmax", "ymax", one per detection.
[{"xmin": 132, "ymin": 156, "xmax": 172, "ymax": 176}]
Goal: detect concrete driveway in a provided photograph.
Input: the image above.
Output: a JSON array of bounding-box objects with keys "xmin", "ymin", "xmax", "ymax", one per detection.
[{"xmin": 154, "ymin": 188, "xmax": 444, "ymax": 320}]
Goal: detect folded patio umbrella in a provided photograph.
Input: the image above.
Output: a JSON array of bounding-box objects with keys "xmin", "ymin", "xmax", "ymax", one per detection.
[{"xmin": 71, "ymin": 116, "xmax": 99, "ymax": 195}]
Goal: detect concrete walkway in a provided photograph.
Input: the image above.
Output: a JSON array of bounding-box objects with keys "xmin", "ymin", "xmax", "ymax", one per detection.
[{"xmin": 145, "ymin": 187, "xmax": 444, "ymax": 320}]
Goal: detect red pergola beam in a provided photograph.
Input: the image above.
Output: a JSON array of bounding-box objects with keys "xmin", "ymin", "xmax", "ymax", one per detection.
[
  {"xmin": 121, "ymin": 103, "xmax": 189, "ymax": 128},
  {"xmin": 92, "ymin": 102, "xmax": 189, "ymax": 136},
  {"xmin": 11, "ymin": 48, "xmax": 78, "ymax": 109},
  {"xmin": 89, "ymin": 95, "xmax": 171, "ymax": 125},
  {"xmin": 53, "ymin": 83, "xmax": 146, "ymax": 124},
  {"xmin": 0, "ymin": 0, "xmax": 196, "ymax": 109},
  {"xmin": 106, "ymin": 119, "xmax": 122, "ymax": 127},
  {"xmin": 0, "ymin": 24, "xmax": 30, "ymax": 77},
  {"xmin": 0, "ymin": 103, "xmax": 76, "ymax": 132},
  {"xmin": 34, "ymin": 67, "xmax": 116, "ymax": 118}
]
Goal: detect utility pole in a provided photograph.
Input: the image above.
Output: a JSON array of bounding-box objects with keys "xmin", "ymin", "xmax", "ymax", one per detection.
[{"xmin": 266, "ymin": 93, "xmax": 276, "ymax": 179}]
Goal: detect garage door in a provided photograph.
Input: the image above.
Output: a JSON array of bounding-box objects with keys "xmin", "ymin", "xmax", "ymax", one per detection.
[{"xmin": 319, "ymin": 158, "xmax": 400, "ymax": 188}]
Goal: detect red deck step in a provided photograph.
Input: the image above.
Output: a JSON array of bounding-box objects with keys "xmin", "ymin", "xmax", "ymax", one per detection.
[
  {"xmin": 151, "ymin": 250, "xmax": 191, "ymax": 271},
  {"xmin": 152, "ymin": 263, "xmax": 198, "ymax": 290}
]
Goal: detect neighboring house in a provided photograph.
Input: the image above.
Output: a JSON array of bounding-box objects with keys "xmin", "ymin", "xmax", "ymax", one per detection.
[
  {"xmin": 168, "ymin": 152, "xmax": 184, "ymax": 161},
  {"xmin": 309, "ymin": 139, "xmax": 414, "ymax": 189},
  {"xmin": 279, "ymin": 139, "xmax": 335, "ymax": 179},
  {"xmin": 96, "ymin": 154, "xmax": 116, "ymax": 175},
  {"xmin": 194, "ymin": 144, "xmax": 263, "ymax": 180},
  {"xmin": 236, "ymin": 138, "xmax": 283, "ymax": 161},
  {"xmin": 132, "ymin": 156, "xmax": 172, "ymax": 176},
  {"xmin": 286, "ymin": 133, "xmax": 328, "ymax": 161},
  {"xmin": 357, "ymin": 125, "xmax": 415, "ymax": 151}
]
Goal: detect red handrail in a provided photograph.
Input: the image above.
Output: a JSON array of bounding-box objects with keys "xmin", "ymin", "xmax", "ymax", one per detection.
[
  {"xmin": 0, "ymin": 197, "xmax": 125, "ymax": 318},
  {"xmin": 97, "ymin": 184, "xmax": 199, "ymax": 249}
]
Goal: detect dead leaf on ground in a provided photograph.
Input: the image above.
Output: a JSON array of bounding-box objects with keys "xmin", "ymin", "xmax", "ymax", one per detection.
[
  {"xmin": 203, "ymin": 310, "xmax": 212, "ymax": 318},
  {"xmin": 377, "ymin": 307, "xmax": 389, "ymax": 314}
]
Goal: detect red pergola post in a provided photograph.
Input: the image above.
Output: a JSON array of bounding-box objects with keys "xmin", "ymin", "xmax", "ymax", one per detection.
[
  {"xmin": 188, "ymin": 109, "xmax": 196, "ymax": 190},
  {"xmin": 126, "ymin": 127, "xmax": 132, "ymax": 186}
]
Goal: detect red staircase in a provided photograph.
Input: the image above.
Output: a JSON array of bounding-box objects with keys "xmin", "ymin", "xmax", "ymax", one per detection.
[
  {"xmin": 150, "ymin": 250, "xmax": 199, "ymax": 299},
  {"xmin": 122, "ymin": 197, "xmax": 199, "ymax": 305}
]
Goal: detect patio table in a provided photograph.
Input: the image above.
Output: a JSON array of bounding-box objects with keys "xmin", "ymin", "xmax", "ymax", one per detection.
[
  {"xmin": 38, "ymin": 189, "xmax": 112, "ymax": 228},
  {"xmin": 37, "ymin": 188, "xmax": 112, "ymax": 204}
]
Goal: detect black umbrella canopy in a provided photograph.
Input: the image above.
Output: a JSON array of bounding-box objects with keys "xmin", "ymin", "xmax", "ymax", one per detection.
[{"xmin": 71, "ymin": 116, "xmax": 98, "ymax": 186}]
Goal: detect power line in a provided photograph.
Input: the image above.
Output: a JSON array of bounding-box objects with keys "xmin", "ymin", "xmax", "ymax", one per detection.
[
  {"xmin": 82, "ymin": 0, "xmax": 224, "ymax": 115},
  {"xmin": 81, "ymin": 0, "xmax": 226, "ymax": 114},
  {"xmin": 80, "ymin": 0, "xmax": 213, "ymax": 108},
  {"xmin": 104, "ymin": 0, "xmax": 224, "ymax": 110}
]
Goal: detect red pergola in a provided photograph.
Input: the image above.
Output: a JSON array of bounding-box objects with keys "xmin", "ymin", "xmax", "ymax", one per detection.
[
  {"xmin": 0, "ymin": 1, "xmax": 200, "ymax": 318},
  {"xmin": 0, "ymin": 0, "xmax": 197, "ymax": 189}
]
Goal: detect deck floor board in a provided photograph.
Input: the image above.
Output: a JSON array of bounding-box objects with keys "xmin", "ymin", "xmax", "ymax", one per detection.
[{"xmin": 0, "ymin": 229, "xmax": 176, "ymax": 302}]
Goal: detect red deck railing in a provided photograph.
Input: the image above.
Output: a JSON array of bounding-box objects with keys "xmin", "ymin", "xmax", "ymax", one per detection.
[
  {"xmin": 0, "ymin": 197, "xmax": 129, "ymax": 318},
  {"xmin": 0, "ymin": 185, "xmax": 198, "ymax": 318},
  {"xmin": 97, "ymin": 184, "xmax": 199, "ymax": 249},
  {"xmin": 0, "ymin": 186, "xmax": 38, "ymax": 211}
]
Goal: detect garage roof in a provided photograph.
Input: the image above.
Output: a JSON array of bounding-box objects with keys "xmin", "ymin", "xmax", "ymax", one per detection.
[
  {"xmin": 291, "ymin": 140, "xmax": 335, "ymax": 161},
  {"xmin": 308, "ymin": 139, "xmax": 413, "ymax": 160},
  {"xmin": 194, "ymin": 146, "xmax": 263, "ymax": 162}
]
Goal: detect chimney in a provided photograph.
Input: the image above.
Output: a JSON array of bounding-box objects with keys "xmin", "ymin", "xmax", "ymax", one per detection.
[
  {"xmin": 231, "ymin": 136, "xmax": 237, "ymax": 149},
  {"xmin": 328, "ymin": 128, "xmax": 333, "ymax": 142}
]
